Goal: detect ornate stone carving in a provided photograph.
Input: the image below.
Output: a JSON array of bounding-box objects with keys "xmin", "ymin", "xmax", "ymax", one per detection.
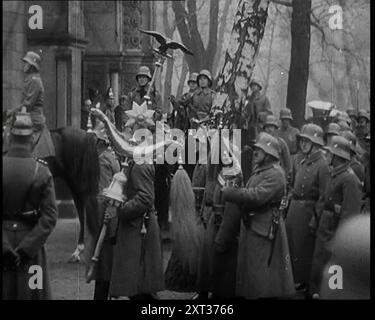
[{"xmin": 123, "ymin": 1, "xmax": 144, "ymax": 50}]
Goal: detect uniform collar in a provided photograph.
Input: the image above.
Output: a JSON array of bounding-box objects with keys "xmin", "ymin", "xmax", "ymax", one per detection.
[
  {"xmin": 302, "ymin": 150, "xmax": 323, "ymax": 165},
  {"xmin": 331, "ymin": 162, "xmax": 350, "ymax": 177},
  {"xmin": 253, "ymin": 162, "xmax": 275, "ymax": 174},
  {"xmin": 197, "ymin": 87, "xmax": 211, "ymax": 95},
  {"xmin": 6, "ymin": 146, "xmax": 32, "ymax": 158},
  {"xmin": 25, "ymin": 72, "xmax": 39, "ymax": 80}
]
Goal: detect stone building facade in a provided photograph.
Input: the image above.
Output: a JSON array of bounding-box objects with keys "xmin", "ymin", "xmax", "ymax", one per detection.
[{"xmin": 3, "ymin": 0, "xmax": 156, "ymax": 129}]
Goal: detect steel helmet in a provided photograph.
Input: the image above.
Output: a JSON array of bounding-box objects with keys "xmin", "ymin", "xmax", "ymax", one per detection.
[
  {"xmin": 253, "ymin": 132, "xmax": 280, "ymax": 160},
  {"xmin": 326, "ymin": 123, "xmax": 340, "ymax": 136},
  {"xmin": 324, "ymin": 135, "xmax": 351, "ymax": 161},
  {"xmin": 279, "ymin": 108, "xmax": 293, "ymax": 120},
  {"xmin": 340, "ymin": 130, "xmax": 357, "ymax": 154},
  {"xmin": 298, "ymin": 123, "xmax": 324, "ymax": 146},
  {"xmin": 337, "ymin": 120, "xmax": 351, "ymax": 132},
  {"xmin": 357, "ymin": 109, "xmax": 370, "ymax": 122},
  {"xmin": 197, "ymin": 69, "xmax": 212, "ymax": 86},
  {"xmin": 263, "ymin": 115, "xmax": 279, "ymax": 129},
  {"xmin": 250, "ymin": 78, "xmax": 263, "ymax": 90},
  {"xmin": 21, "ymin": 51, "xmax": 41, "ymax": 71},
  {"xmin": 187, "ymin": 72, "xmax": 198, "ymax": 84},
  {"xmin": 136, "ymin": 66, "xmax": 152, "ymax": 80},
  {"xmin": 346, "ymin": 108, "xmax": 357, "ymax": 118},
  {"xmin": 10, "ymin": 110, "xmax": 33, "ymax": 136}
]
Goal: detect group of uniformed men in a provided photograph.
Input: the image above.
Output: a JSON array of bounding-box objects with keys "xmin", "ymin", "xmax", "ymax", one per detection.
[{"xmin": 2, "ymin": 51, "xmax": 370, "ymax": 300}]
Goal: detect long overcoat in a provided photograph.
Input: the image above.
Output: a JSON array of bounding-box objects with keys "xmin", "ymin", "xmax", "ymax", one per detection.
[
  {"xmin": 109, "ymin": 162, "xmax": 164, "ymax": 297},
  {"xmin": 223, "ymin": 162, "xmax": 295, "ymax": 299},
  {"xmin": 310, "ymin": 163, "xmax": 362, "ymax": 294},
  {"xmin": 285, "ymin": 150, "xmax": 329, "ymax": 286},
  {"xmin": 3, "ymin": 146, "xmax": 58, "ymax": 300},
  {"xmin": 84, "ymin": 149, "xmax": 120, "ymax": 281},
  {"xmin": 196, "ymin": 170, "xmax": 242, "ymax": 298}
]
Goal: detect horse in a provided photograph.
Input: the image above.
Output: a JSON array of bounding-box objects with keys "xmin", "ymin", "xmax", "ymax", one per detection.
[{"xmin": 3, "ymin": 121, "xmax": 100, "ymax": 262}]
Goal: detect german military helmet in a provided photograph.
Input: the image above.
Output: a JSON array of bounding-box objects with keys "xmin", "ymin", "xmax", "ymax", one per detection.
[
  {"xmin": 337, "ymin": 120, "xmax": 351, "ymax": 132},
  {"xmin": 187, "ymin": 72, "xmax": 198, "ymax": 84},
  {"xmin": 197, "ymin": 69, "xmax": 212, "ymax": 86},
  {"xmin": 10, "ymin": 110, "xmax": 33, "ymax": 136},
  {"xmin": 340, "ymin": 130, "xmax": 357, "ymax": 154},
  {"xmin": 136, "ymin": 66, "xmax": 152, "ymax": 80},
  {"xmin": 253, "ymin": 132, "xmax": 281, "ymax": 160},
  {"xmin": 21, "ymin": 51, "xmax": 41, "ymax": 71},
  {"xmin": 279, "ymin": 108, "xmax": 293, "ymax": 120},
  {"xmin": 326, "ymin": 123, "xmax": 341, "ymax": 136},
  {"xmin": 298, "ymin": 123, "xmax": 324, "ymax": 146},
  {"xmin": 346, "ymin": 108, "xmax": 357, "ymax": 118},
  {"xmin": 324, "ymin": 135, "xmax": 351, "ymax": 161},
  {"xmin": 250, "ymin": 78, "xmax": 263, "ymax": 90},
  {"xmin": 263, "ymin": 115, "xmax": 279, "ymax": 129},
  {"xmin": 357, "ymin": 109, "xmax": 370, "ymax": 122}
]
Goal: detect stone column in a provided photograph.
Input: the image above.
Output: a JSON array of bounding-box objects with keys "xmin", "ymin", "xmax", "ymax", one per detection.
[
  {"xmin": 55, "ymin": 48, "xmax": 71, "ymax": 128},
  {"xmin": 110, "ymin": 71, "xmax": 119, "ymax": 106}
]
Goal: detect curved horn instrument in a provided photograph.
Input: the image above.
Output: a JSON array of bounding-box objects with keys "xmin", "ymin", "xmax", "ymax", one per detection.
[{"xmin": 90, "ymin": 108, "xmax": 180, "ymax": 160}]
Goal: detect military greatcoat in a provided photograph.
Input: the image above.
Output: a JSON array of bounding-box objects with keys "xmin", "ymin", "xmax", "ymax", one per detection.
[
  {"xmin": 286, "ymin": 150, "xmax": 329, "ymax": 286},
  {"xmin": 109, "ymin": 162, "xmax": 164, "ymax": 297},
  {"xmin": 223, "ymin": 162, "xmax": 295, "ymax": 299},
  {"xmin": 3, "ymin": 146, "xmax": 58, "ymax": 300},
  {"xmin": 310, "ymin": 163, "xmax": 362, "ymax": 294},
  {"xmin": 84, "ymin": 149, "xmax": 120, "ymax": 281}
]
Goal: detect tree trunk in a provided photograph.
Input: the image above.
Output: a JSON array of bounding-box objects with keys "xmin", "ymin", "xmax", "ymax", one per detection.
[
  {"xmin": 212, "ymin": 0, "xmax": 232, "ymax": 76},
  {"xmin": 177, "ymin": 58, "xmax": 189, "ymax": 97},
  {"xmin": 216, "ymin": 0, "xmax": 270, "ymax": 99},
  {"xmin": 286, "ymin": 0, "xmax": 311, "ymax": 128},
  {"xmin": 162, "ymin": 1, "xmax": 176, "ymax": 113}
]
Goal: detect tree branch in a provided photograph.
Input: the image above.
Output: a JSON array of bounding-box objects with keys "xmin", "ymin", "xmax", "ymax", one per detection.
[{"xmin": 206, "ymin": 0, "xmax": 219, "ymax": 68}]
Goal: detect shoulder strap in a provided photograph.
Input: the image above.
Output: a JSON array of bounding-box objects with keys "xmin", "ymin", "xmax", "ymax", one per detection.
[{"xmin": 21, "ymin": 161, "xmax": 40, "ymax": 212}]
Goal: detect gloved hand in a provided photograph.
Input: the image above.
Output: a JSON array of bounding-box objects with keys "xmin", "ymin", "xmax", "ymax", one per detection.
[
  {"xmin": 15, "ymin": 248, "xmax": 30, "ymax": 269},
  {"xmin": 103, "ymin": 206, "xmax": 117, "ymax": 224}
]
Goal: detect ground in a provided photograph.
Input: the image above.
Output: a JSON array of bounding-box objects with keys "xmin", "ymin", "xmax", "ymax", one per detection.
[{"xmin": 46, "ymin": 218, "xmax": 195, "ymax": 300}]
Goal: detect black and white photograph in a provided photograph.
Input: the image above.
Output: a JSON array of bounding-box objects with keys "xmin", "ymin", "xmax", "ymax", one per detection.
[{"xmin": 2, "ymin": 0, "xmax": 371, "ymax": 307}]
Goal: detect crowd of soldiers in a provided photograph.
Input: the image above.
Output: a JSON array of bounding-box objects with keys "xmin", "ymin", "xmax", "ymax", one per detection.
[{"xmin": 3, "ymin": 51, "xmax": 370, "ymax": 300}]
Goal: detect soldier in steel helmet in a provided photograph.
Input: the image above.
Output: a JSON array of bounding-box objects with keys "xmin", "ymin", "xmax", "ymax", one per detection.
[
  {"xmin": 340, "ymin": 130, "xmax": 365, "ymax": 187},
  {"xmin": 126, "ymin": 66, "xmax": 163, "ymax": 122},
  {"xmin": 263, "ymin": 115, "xmax": 292, "ymax": 185},
  {"xmin": 346, "ymin": 108, "xmax": 358, "ymax": 130},
  {"xmin": 3, "ymin": 110, "xmax": 58, "ymax": 299},
  {"xmin": 324, "ymin": 122, "xmax": 341, "ymax": 146},
  {"xmin": 310, "ymin": 135, "xmax": 362, "ymax": 298},
  {"xmin": 241, "ymin": 79, "xmax": 272, "ymax": 134},
  {"xmin": 355, "ymin": 109, "xmax": 370, "ymax": 150},
  {"xmin": 276, "ymin": 108, "xmax": 300, "ymax": 156},
  {"xmin": 83, "ymin": 120, "xmax": 120, "ymax": 300},
  {"xmin": 5, "ymin": 51, "xmax": 55, "ymax": 158},
  {"xmin": 221, "ymin": 132, "xmax": 295, "ymax": 298},
  {"xmin": 189, "ymin": 69, "xmax": 216, "ymax": 128},
  {"xmin": 285, "ymin": 123, "xmax": 330, "ymax": 296},
  {"xmin": 169, "ymin": 72, "xmax": 199, "ymax": 131}
]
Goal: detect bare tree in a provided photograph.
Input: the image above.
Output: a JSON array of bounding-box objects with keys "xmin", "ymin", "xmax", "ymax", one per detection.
[
  {"xmin": 172, "ymin": 0, "xmax": 219, "ymax": 72},
  {"xmin": 216, "ymin": 0, "xmax": 270, "ymax": 100},
  {"xmin": 162, "ymin": 2, "xmax": 177, "ymax": 113},
  {"xmin": 285, "ymin": 0, "xmax": 312, "ymax": 127}
]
